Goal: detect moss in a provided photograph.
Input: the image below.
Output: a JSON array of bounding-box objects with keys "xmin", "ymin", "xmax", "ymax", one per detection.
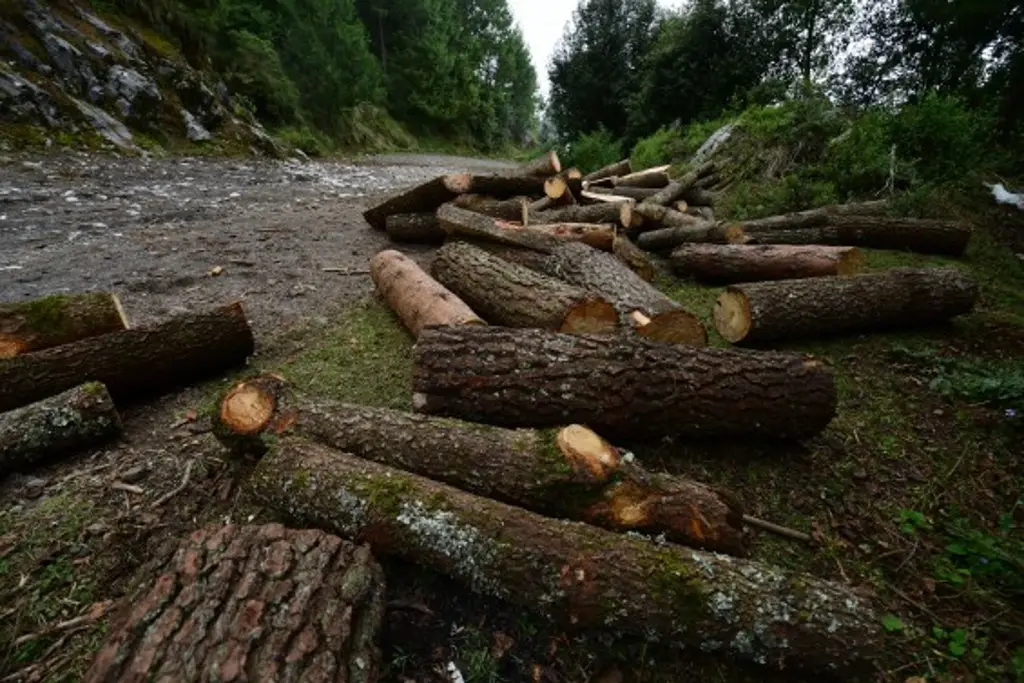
[
  {"xmin": 292, "ymin": 468, "xmax": 310, "ymax": 490},
  {"xmin": 79, "ymin": 381, "xmax": 107, "ymax": 397},
  {"xmin": 645, "ymin": 546, "xmax": 707, "ymax": 625},
  {"xmin": 355, "ymin": 473, "xmax": 416, "ymax": 517}
]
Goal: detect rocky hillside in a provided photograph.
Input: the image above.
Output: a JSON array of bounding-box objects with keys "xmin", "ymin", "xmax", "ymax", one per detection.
[{"xmin": 0, "ymin": 0, "xmax": 284, "ymax": 155}]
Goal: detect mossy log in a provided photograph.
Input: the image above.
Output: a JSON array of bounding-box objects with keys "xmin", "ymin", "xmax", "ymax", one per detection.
[
  {"xmin": 612, "ymin": 234, "xmax": 656, "ymax": 282},
  {"xmin": 0, "ymin": 303, "xmax": 254, "ymax": 413},
  {"xmin": 214, "ymin": 375, "xmax": 745, "ymax": 553},
  {"xmin": 714, "ymin": 267, "xmax": 979, "ymax": 345},
  {"xmin": 0, "ymin": 383, "xmax": 121, "ymax": 476},
  {"xmin": 0, "ymin": 292, "xmax": 129, "ymax": 358},
  {"xmin": 369, "ymin": 249, "xmax": 484, "ymax": 338},
  {"xmin": 636, "ymin": 223, "xmax": 745, "ymax": 251},
  {"xmin": 431, "ymin": 242, "xmax": 619, "ymax": 335},
  {"xmin": 451, "ymin": 194, "xmax": 528, "ymax": 222},
  {"xmin": 250, "ymin": 438, "xmax": 879, "ymax": 674},
  {"xmin": 83, "ymin": 524, "xmax": 384, "ymax": 683},
  {"xmin": 582, "ymin": 159, "xmax": 632, "ymax": 183},
  {"xmin": 671, "ymin": 245, "xmax": 863, "ymax": 283},
  {"xmin": 384, "ymin": 213, "xmax": 444, "ymax": 243},
  {"xmin": 412, "ymin": 326, "xmax": 836, "ymax": 440}
]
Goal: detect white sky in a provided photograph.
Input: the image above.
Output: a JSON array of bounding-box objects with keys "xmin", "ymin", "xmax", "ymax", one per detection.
[{"xmin": 508, "ymin": 0, "xmax": 688, "ymax": 98}]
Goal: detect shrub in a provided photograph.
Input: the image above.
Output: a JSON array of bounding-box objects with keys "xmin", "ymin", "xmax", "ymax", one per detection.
[
  {"xmin": 631, "ymin": 126, "xmax": 683, "ymax": 170},
  {"xmin": 277, "ymin": 127, "xmax": 333, "ymax": 157},
  {"xmin": 219, "ymin": 30, "xmax": 301, "ymax": 126},
  {"xmin": 336, "ymin": 103, "xmax": 415, "ymax": 152},
  {"xmin": 562, "ymin": 128, "xmax": 622, "ymax": 173},
  {"xmin": 891, "ymin": 93, "xmax": 995, "ymax": 185}
]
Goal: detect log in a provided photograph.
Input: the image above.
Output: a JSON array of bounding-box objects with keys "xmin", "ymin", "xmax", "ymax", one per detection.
[
  {"xmin": 0, "ymin": 383, "xmax": 121, "ymax": 476},
  {"xmin": 581, "ymin": 190, "xmax": 635, "ymax": 205},
  {"xmin": 714, "ymin": 267, "xmax": 979, "ymax": 345},
  {"xmin": 369, "ymin": 249, "xmax": 484, "ymax": 338},
  {"xmin": 582, "ymin": 159, "xmax": 632, "ymax": 183},
  {"xmin": 0, "ymin": 303, "xmax": 254, "ymax": 413},
  {"xmin": 439, "ymin": 204, "xmax": 613, "ymax": 252},
  {"xmin": 617, "ymin": 203, "xmax": 645, "ymax": 232},
  {"xmin": 465, "ymin": 174, "xmax": 549, "ymax": 198},
  {"xmin": 585, "ymin": 186, "xmax": 659, "ymax": 201},
  {"xmin": 642, "ymin": 180, "xmax": 687, "ymax": 207},
  {"xmin": 636, "ymin": 223, "xmax": 746, "ymax": 251},
  {"xmin": 530, "ymin": 203, "xmax": 626, "ymax": 227},
  {"xmin": 529, "ymin": 175, "xmax": 578, "ymax": 212},
  {"xmin": 412, "ymin": 326, "xmax": 836, "ymax": 439},
  {"xmin": 431, "ymin": 242, "xmax": 619, "ymax": 334},
  {"xmin": 0, "ymin": 293, "xmax": 129, "ymax": 358},
  {"xmin": 670, "ymin": 245, "xmax": 863, "ymax": 283},
  {"xmin": 734, "ymin": 203, "xmax": 891, "ymax": 233},
  {"xmin": 83, "ymin": 524, "xmax": 384, "ymax": 683},
  {"xmin": 250, "ymin": 438, "xmax": 880, "ymax": 674},
  {"xmin": 681, "ymin": 188, "xmax": 715, "ymax": 207},
  {"xmin": 510, "ymin": 150, "xmax": 561, "ymax": 177},
  {"xmin": 614, "ymin": 165, "xmax": 671, "ymax": 189},
  {"xmin": 632, "ymin": 203, "xmax": 706, "ymax": 230},
  {"xmin": 214, "ymin": 376, "xmax": 743, "ymax": 553},
  {"xmin": 452, "ymin": 194, "xmax": 528, "ymax": 223},
  {"xmin": 612, "ymin": 234, "xmax": 655, "ymax": 282},
  {"xmin": 739, "ymin": 217, "xmax": 973, "ymax": 256},
  {"xmin": 500, "ymin": 242, "xmax": 707, "ymax": 345},
  {"xmin": 362, "ymin": 173, "xmax": 471, "ymax": 230},
  {"xmin": 384, "ymin": 213, "xmax": 444, "ymax": 243},
  {"xmin": 685, "ymin": 206, "xmax": 715, "ymax": 222}
]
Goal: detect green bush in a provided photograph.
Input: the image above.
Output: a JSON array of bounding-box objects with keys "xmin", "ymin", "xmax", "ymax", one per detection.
[
  {"xmin": 562, "ymin": 128, "xmax": 622, "ymax": 173},
  {"xmin": 336, "ymin": 103, "xmax": 415, "ymax": 152},
  {"xmin": 891, "ymin": 93, "xmax": 995, "ymax": 185},
  {"xmin": 219, "ymin": 30, "xmax": 301, "ymax": 126},
  {"xmin": 276, "ymin": 126, "xmax": 333, "ymax": 156},
  {"xmin": 631, "ymin": 126, "xmax": 683, "ymax": 170},
  {"xmin": 824, "ymin": 109, "xmax": 897, "ymax": 197}
]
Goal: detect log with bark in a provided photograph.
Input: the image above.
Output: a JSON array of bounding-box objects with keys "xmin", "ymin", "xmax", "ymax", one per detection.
[
  {"xmin": 671, "ymin": 244, "xmax": 863, "ymax": 283},
  {"xmin": 413, "ymin": 326, "xmax": 836, "ymax": 439},
  {"xmin": 0, "ymin": 303, "xmax": 254, "ymax": 413},
  {"xmin": 584, "ymin": 186, "xmax": 659, "ymax": 201},
  {"xmin": 581, "ymin": 190, "xmax": 635, "ymax": 205},
  {"xmin": 452, "ymin": 194, "xmax": 528, "ymax": 223},
  {"xmin": 431, "ymin": 242, "xmax": 619, "ymax": 334},
  {"xmin": 529, "ymin": 202, "xmax": 627, "ymax": 227},
  {"xmin": 636, "ymin": 223, "xmax": 745, "ymax": 251},
  {"xmin": 739, "ymin": 216, "xmax": 973, "ymax": 256},
  {"xmin": 83, "ymin": 524, "xmax": 384, "ymax": 683},
  {"xmin": 384, "ymin": 213, "xmax": 444, "ymax": 243},
  {"xmin": 370, "ymin": 249, "xmax": 484, "ymax": 338},
  {"xmin": 614, "ymin": 165, "xmax": 671, "ymax": 189},
  {"xmin": 439, "ymin": 204, "xmax": 613, "ymax": 252},
  {"xmin": 214, "ymin": 375, "xmax": 744, "ymax": 553},
  {"xmin": 510, "ymin": 150, "xmax": 561, "ymax": 177},
  {"xmin": 582, "ymin": 159, "xmax": 632, "ymax": 183},
  {"xmin": 250, "ymin": 438, "xmax": 879, "ymax": 674},
  {"xmin": 732, "ymin": 202, "xmax": 891, "ymax": 233},
  {"xmin": 630, "ymin": 203, "xmax": 705, "ymax": 231},
  {"xmin": 681, "ymin": 188, "xmax": 715, "ymax": 207},
  {"xmin": 0, "ymin": 383, "xmax": 121, "ymax": 476},
  {"xmin": 529, "ymin": 175, "xmax": 577, "ymax": 212},
  {"xmin": 612, "ymin": 234, "xmax": 656, "ymax": 282},
  {"xmin": 714, "ymin": 267, "xmax": 979, "ymax": 345},
  {"xmin": 0, "ymin": 293, "xmax": 130, "ymax": 358}
]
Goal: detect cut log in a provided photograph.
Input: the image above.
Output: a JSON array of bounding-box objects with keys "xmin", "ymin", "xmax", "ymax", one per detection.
[
  {"xmin": 0, "ymin": 293, "xmax": 129, "ymax": 358},
  {"xmin": 370, "ymin": 249, "xmax": 484, "ymax": 338},
  {"xmin": 440, "ymin": 204, "xmax": 613, "ymax": 252},
  {"xmin": 681, "ymin": 187, "xmax": 715, "ymax": 207},
  {"xmin": 510, "ymin": 150, "xmax": 561, "ymax": 177},
  {"xmin": 617, "ymin": 203, "xmax": 645, "ymax": 232},
  {"xmin": 413, "ymin": 326, "xmax": 835, "ymax": 439},
  {"xmin": 714, "ymin": 267, "xmax": 979, "ymax": 345},
  {"xmin": 452, "ymin": 194, "xmax": 528, "ymax": 223},
  {"xmin": 642, "ymin": 180, "xmax": 687, "ymax": 207},
  {"xmin": 585, "ymin": 185, "xmax": 659, "ymax": 201},
  {"xmin": 530, "ymin": 203, "xmax": 625, "ymax": 227},
  {"xmin": 670, "ymin": 245, "xmax": 863, "ymax": 283},
  {"xmin": 384, "ymin": 213, "xmax": 444, "ymax": 243},
  {"xmin": 431, "ymin": 242, "xmax": 619, "ymax": 334},
  {"xmin": 581, "ymin": 190, "xmax": 635, "ymax": 205},
  {"xmin": 250, "ymin": 438, "xmax": 879, "ymax": 674},
  {"xmin": 362, "ymin": 173, "xmax": 472, "ymax": 230},
  {"xmin": 582, "ymin": 159, "xmax": 632, "ymax": 183},
  {"xmin": 632, "ymin": 203, "xmax": 706, "ymax": 230},
  {"xmin": 614, "ymin": 165, "xmax": 671, "ymax": 189},
  {"xmin": 685, "ymin": 206, "xmax": 715, "ymax": 222},
  {"xmin": 0, "ymin": 383, "xmax": 121, "ymax": 476},
  {"xmin": 83, "ymin": 524, "xmax": 384, "ymax": 683},
  {"xmin": 499, "ymin": 242, "xmax": 706, "ymax": 345},
  {"xmin": 464, "ymin": 174, "xmax": 549, "ymax": 198},
  {"xmin": 636, "ymin": 223, "xmax": 746, "ymax": 251},
  {"xmin": 739, "ymin": 216, "xmax": 973, "ymax": 256},
  {"xmin": 612, "ymin": 234, "xmax": 656, "ymax": 282},
  {"xmin": 214, "ymin": 376, "xmax": 743, "ymax": 553},
  {"xmin": 734, "ymin": 203, "xmax": 891, "ymax": 234},
  {"xmin": 0, "ymin": 303, "xmax": 254, "ymax": 413}
]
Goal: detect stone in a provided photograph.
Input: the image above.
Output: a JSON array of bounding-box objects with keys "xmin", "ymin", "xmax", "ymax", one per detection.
[
  {"xmin": 23, "ymin": 477, "xmax": 45, "ymax": 499},
  {"xmin": 182, "ymin": 109, "xmax": 212, "ymax": 142},
  {"xmin": 106, "ymin": 65, "xmax": 162, "ymax": 121},
  {"xmin": 43, "ymin": 32, "xmax": 100, "ymax": 99}
]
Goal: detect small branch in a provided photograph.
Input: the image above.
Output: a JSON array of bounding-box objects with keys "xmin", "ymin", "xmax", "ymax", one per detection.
[
  {"xmin": 110, "ymin": 481, "xmax": 145, "ymax": 495},
  {"xmin": 743, "ymin": 515, "xmax": 813, "ymax": 543},
  {"xmin": 321, "ymin": 267, "xmax": 370, "ymax": 275},
  {"xmin": 150, "ymin": 459, "xmax": 194, "ymax": 509},
  {"xmin": 13, "ymin": 601, "xmax": 113, "ymax": 646}
]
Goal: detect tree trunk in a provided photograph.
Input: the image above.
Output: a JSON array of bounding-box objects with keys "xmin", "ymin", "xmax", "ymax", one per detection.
[
  {"xmin": 0, "ymin": 382, "xmax": 121, "ymax": 475},
  {"xmin": 681, "ymin": 188, "xmax": 715, "ymax": 207},
  {"xmin": 0, "ymin": 303, "xmax": 254, "ymax": 413},
  {"xmin": 584, "ymin": 186, "xmax": 659, "ymax": 201},
  {"xmin": 384, "ymin": 213, "xmax": 444, "ymax": 244},
  {"xmin": 636, "ymin": 223, "xmax": 744, "ymax": 251},
  {"xmin": 510, "ymin": 150, "xmax": 561, "ymax": 177},
  {"xmin": 370, "ymin": 249, "xmax": 484, "ymax": 338},
  {"xmin": 0, "ymin": 293, "xmax": 130, "ymax": 358},
  {"xmin": 412, "ymin": 326, "xmax": 835, "ymax": 440},
  {"xmin": 714, "ymin": 267, "xmax": 979, "ymax": 345},
  {"xmin": 501, "ymin": 242, "xmax": 707, "ymax": 345},
  {"xmin": 671, "ymin": 245, "xmax": 863, "ymax": 283},
  {"xmin": 612, "ymin": 234, "xmax": 656, "ymax": 282},
  {"xmin": 642, "ymin": 181, "xmax": 687, "ymax": 207},
  {"xmin": 614, "ymin": 165, "xmax": 671, "ymax": 188},
  {"xmin": 530, "ymin": 203, "xmax": 626, "ymax": 228},
  {"xmin": 83, "ymin": 524, "xmax": 384, "ymax": 683},
  {"xmin": 362, "ymin": 173, "xmax": 473, "ymax": 230},
  {"xmin": 631, "ymin": 204, "xmax": 706, "ymax": 231},
  {"xmin": 582, "ymin": 159, "xmax": 632, "ymax": 183},
  {"xmin": 464, "ymin": 174, "xmax": 549, "ymax": 198},
  {"xmin": 452, "ymin": 194, "xmax": 528, "ymax": 222},
  {"xmin": 740, "ymin": 217, "xmax": 973, "ymax": 256},
  {"xmin": 431, "ymin": 242, "xmax": 619, "ymax": 335},
  {"xmin": 214, "ymin": 376, "xmax": 744, "ymax": 553},
  {"xmin": 731, "ymin": 203, "xmax": 890, "ymax": 233},
  {"xmin": 439, "ymin": 204, "xmax": 612, "ymax": 252},
  {"xmin": 250, "ymin": 439, "xmax": 879, "ymax": 675},
  {"xmin": 581, "ymin": 191, "xmax": 635, "ymax": 205}
]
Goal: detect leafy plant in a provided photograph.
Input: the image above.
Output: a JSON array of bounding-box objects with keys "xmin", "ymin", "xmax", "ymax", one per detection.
[
  {"xmin": 899, "ymin": 508, "xmax": 932, "ymax": 534},
  {"xmin": 563, "ymin": 128, "xmax": 622, "ymax": 173},
  {"xmin": 882, "ymin": 614, "xmax": 905, "ymax": 632},
  {"xmin": 932, "ymin": 507, "xmax": 1024, "ymax": 596}
]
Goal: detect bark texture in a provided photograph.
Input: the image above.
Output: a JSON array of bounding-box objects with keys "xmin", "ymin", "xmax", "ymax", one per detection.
[
  {"xmin": 431, "ymin": 242, "xmax": 619, "ymax": 335},
  {"xmin": 250, "ymin": 439, "xmax": 879, "ymax": 674},
  {"xmin": 0, "ymin": 383, "xmax": 121, "ymax": 476},
  {"xmin": 213, "ymin": 376, "xmax": 744, "ymax": 553},
  {"xmin": 714, "ymin": 267, "xmax": 979, "ymax": 345},
  {"xmin": 0, "ymin": 292, "xmax": 129, "ymax": 358},
  {"xmin": 670, "ymin": 245, "xmax": 863, "ymax": 283},
  {"xmin": 614, "ymin": 166, "xmax": 671, "ymax": 188},
  {"xmin": 438, "ymin": 204, "xmax": 563, "ymax": 252},
  {"xmin": 369, "ymin": 249, "xmax": 484, "ymax": 338},
  {"xmin": 464, "ymin": 175, "xmax": 549, "ymax": 198},
  {"xmin": 362, "ymin": 174, "xmax": 471, "ymax": 230},
  {"xmin": 612, "ymin": 234, "xmax": 656, "ymax": 282},
  {"xmin": 636, "ymin": 223, "xmax": 744, "ymax": 251},
  {"xmin": 681, "ymin": 188, "xmax": 715, "ymax": 207},
  {"xmin": 632, "ymin": 204, "xmax": 705, "ymax": 231},
  {"xmin": 531, "ymin": 203, "xmax": 627, "ymax": 228},
  {"xmin": 732, "ymin": 202, "xmax": 890, "ymax": 233},
  {"xmin": 0, "ymin": 303, "xmax": 254, "ymax": 413},
  {"xmin": 451, "ymin": 194, "xmax": 527, "ymax": 222},
  {"xmin": 83, "ymin": 524, "xmax": 384, "ymax": 683},
  {"xmin": 384, "ymin": 213, "xmax": 444, "ymax": 244},
  {"xmin": 412, "ymin": 326, "xmax": 836, "ymax": 439},
  {"xmin": 582, "ymin": 159, "xmax": 632, "ymax": 183}
]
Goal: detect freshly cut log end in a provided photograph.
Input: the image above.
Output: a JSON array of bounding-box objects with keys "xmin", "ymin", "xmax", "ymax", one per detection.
[
  {"xmin": 513, "ymin": 150, "xmax": 561, "ymax": 177},
  {"xmin": 363, "ymin": 173, "xmax": 470, "ymax": 230},
  {"xmin": 556, "ymin": 423, "xmax": 621, "ymax": 479},
  {"xmin": 0, "ymin": 382, "xmax": 122, "ymax": 476},
  {"xmin": 0, "ymin": 292, "xmax": 130, "ymax": 358},
  {"xmin": 714, "ymin": 291, "xmax": 753, "ymax": 344},
  {"xmin": 544, "ymin": 176, "xmax": 569, "ymax": 200},
  {"xmin": 217, "ymin": 374, "xmax": 284, "ymax": 437},
  {"xmin": 637, "ymin": 310, "xmax": 709, "ymax": 346},
  {"xmin": 559, "ymin": 299, "xmax": 619, "ymax": 335},
  {"xmin": 83, "ymin": 524, "xmax": 384, "ymax": 683},
  {"xmin": 370, "ymin": 249, "xmax": 484, "ymax": 338}
]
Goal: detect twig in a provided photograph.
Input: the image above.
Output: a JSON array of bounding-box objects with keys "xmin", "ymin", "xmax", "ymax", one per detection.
[
  {"xmin": 13, "ymin": 601, "xmax": 113, "ymax": 646},
  {"xmin": 386, "ymin": 599, "xmax": 435, "ymax": 617},
  {"xmin": 150, "ymin": 459, "xmax": 194, "ymax": 509},
  {"xmin": 321, "ymin": 267, "xmax": 370, "ymax": 275},
  {"xmin": 743, "ymin": 515, "xmax": 812, "ymax": 543},
  {"xmin": 889, "ymin": 584, "xmax": 940, "ymax": 623},
  {"xmin": 110, "ymin": 481, "xmax": 145, "ymax": 495}
]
